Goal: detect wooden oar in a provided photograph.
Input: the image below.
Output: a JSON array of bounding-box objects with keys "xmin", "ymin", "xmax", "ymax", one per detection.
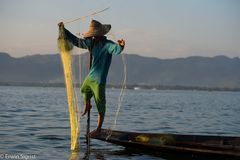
[{"xmin": 86, "ymin": 50, "xmax": 92, "ymax": 155}]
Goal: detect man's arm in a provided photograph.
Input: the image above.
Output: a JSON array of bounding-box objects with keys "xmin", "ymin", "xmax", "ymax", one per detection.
[
  {"xmin": 58, "ymin": 22, "xmax": 92, "ymax": 50},
  {"xmin": 108, "ymin": 39, "xmax": 125, "ymax": 55},
  {"xmin": 117, "ymin": 39, "xmax": 125, "ymax": 50}
]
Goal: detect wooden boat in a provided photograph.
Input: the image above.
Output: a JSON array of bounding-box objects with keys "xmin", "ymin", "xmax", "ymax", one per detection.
[{"xmin": 91, "ymin": 129, "xmax": 240, "ymax": 159}]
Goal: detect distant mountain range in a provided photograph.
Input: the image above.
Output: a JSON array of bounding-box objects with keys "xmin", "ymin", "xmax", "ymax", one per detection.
[{"xmin": 0, "ymin": 52, "xmax": 240, "ymax": 89}]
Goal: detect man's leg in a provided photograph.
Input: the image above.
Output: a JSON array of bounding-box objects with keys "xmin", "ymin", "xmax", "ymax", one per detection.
[
  {"xmin": 90, "ymin": 84, "xmax": 106, "ymax": 137},
  {"xmin": 89, "ymin": 113, "xmax": 104, "ymax": 137},
  {"xmin": 81, "ymin": 99, "xmax": 91, "ymax": 116},
  {"xmin": 81, "ymin": 76, "xmax": 93, "ymax": 117},
  {"xmin": 97, "ymin": 113, "xmax": 104, "ymax": 131}
]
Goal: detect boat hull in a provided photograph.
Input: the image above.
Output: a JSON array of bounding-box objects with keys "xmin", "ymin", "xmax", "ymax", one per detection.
[{"xmin": 91, "ymin": 129, "xmax": 240, "ymax": 159}]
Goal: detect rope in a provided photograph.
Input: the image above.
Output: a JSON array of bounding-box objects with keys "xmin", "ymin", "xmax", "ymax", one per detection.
[
  {"xmin": 105, "ymin": 32, "xmax": 127, "ymax": 140},
  {"xmin": 63, "ymin": 7, "xmax": 110, "ymax": 25},
  {"xmin": 106, "ymin": 52, "xmax": 127, "ymax": 140}
]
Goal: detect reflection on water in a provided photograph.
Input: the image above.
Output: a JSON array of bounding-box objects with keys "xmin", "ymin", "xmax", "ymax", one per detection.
[{"xmin": 0, "ymin": 86, "xmax": 240, "ymax": 159}]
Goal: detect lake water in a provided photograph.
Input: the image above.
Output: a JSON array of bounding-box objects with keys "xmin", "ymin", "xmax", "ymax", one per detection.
[{"xmin": 0, "ymin": 86, "xmax": 240, "ymax": 160}]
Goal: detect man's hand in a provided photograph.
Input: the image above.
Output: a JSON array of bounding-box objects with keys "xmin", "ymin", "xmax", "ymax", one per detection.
[
  {"xmin": 58, "ymin": 22, "xmax": 64, "ymax": 27},
  {"xmin": 117, "ymin": 39, "xmax": 125, "ymax": 48}
]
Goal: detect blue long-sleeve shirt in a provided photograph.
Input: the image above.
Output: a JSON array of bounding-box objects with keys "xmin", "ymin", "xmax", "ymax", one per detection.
[{"xmin": 62, "ymin": 28, "xmax": 123, "ymax": 84}]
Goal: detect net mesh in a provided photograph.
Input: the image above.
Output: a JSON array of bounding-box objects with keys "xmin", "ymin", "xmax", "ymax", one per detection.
[{"xmin": 58, "ymin": 27, "xmax": 80, "ymax": 151}]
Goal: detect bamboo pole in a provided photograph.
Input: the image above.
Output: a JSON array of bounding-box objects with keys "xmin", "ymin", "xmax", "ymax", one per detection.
[{"xmin": 86, "ymin": 51, "xmax": 92, "ymax": 155}]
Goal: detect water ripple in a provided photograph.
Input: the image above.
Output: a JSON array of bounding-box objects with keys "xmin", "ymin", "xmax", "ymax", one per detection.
[{"xmin": 0, "ymin": 86, "xmax": 240, "ymax": 160}]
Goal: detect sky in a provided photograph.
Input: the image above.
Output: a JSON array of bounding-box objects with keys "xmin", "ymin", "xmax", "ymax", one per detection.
[{"xmin": 0, "ymin": 0, "xmax": 239, "ymax": 58}]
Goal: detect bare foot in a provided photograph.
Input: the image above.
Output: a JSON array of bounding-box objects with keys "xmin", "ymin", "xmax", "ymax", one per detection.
[
  {"xmin": 81, "ymin": 105, "xmax": 92, "ymax": 117},
  {"xmin": 89, "ymin": 129, "xmax": 101, "ymax": 138}
]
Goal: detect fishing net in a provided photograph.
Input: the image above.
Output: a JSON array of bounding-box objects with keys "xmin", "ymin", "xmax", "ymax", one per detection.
[{"xmin": 58, "ymin": 26, "xmax": 81, "ymax": 151}]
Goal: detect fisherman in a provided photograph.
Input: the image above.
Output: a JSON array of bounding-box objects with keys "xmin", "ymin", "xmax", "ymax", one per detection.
[{"xmin": 58, "ymin": 20, "xmax": 125, "ymax": 137}]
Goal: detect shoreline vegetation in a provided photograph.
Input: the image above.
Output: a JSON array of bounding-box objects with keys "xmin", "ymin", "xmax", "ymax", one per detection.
[{"xmin": 1, "ymin": 82, "xmax": 240, "ymax": 92}]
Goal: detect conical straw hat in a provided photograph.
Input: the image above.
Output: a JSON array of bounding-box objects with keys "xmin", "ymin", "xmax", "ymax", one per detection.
[{"xmin": 84, "ymin": 20, "xmax": 111, "ymax": 38}]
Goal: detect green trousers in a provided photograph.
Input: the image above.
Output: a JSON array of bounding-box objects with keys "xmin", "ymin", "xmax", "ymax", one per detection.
[{"xmin": 81, "ymin": 76, "xmax": 106, "ymax": 116}]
